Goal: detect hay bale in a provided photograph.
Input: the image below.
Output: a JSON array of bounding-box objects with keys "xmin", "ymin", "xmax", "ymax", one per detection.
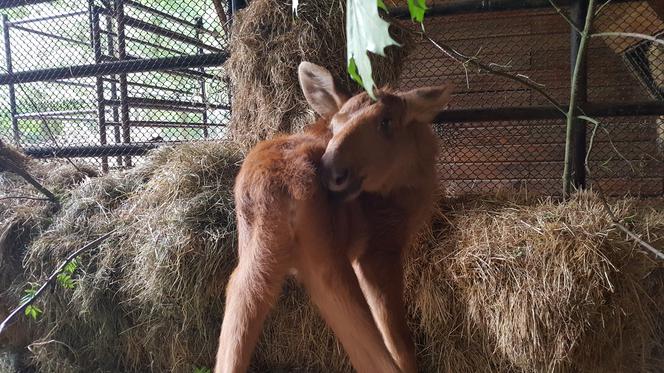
[
  {"xmin": 447, "ymin": 192, "xmax": 664, "ymax": 372},
  {"xmin": 0, "ymin": 145, "xmax": 96, "ymax": 352},
  {"xmin": 16, "ymin": 142, "xmax": 242, "ymax": 373},
  {"xmin": 226, "ymin": 0, "xmax": 409, "ymax": 151},
  {"xmin": 3, "ymin": 142, "xmax": 662, "ymax": 372}
]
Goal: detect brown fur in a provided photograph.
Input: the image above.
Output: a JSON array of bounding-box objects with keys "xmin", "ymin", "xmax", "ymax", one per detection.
[{"xmin": 215, "ymin": 62, "xmax": 453, "ymax": 373}]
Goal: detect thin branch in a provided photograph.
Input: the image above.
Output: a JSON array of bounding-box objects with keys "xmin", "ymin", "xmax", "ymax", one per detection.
[
  {"xmin": 411, "ymin": 24, "xmax": 568, "ymax": 115},
  {"xmin": 0, "ymin": 195, "xmax": 51, "ymax": 202},
  {"xmin": 0, "ymin": 231, "xmax": 114, "ymax": 336},
  {"xmin": 563, "ymin": 0, "xmax": 596, "ymax": 198},
  {"xmin": 0, "ymin": 155, "xmax": 59, "ymax": 206},
  {"xmin": 548, "ymin": 0, "xmax": 582, "ymax": 34},
  {"xmin": 594, "ymin": 0, "xmax": 613, "ymax": 16},
  {"xmin": 592, "ymin": 32, "xmax": 664, "ymax": 47},
  {"xmin": 581, "ymin": 117, "xmax": 664, "ymax": 261}
]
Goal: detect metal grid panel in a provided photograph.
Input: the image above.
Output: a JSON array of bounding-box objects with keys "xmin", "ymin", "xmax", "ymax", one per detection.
[
  {"xmin": 1, "ymin": 0, "xmax": 662, "ymax": 196},
  {"xmin": 1, "ymin": 0, "xmax": 230, "ymax": 170},
  {"xmin": 400, "ymin": 2, "xmax": 663, "ymax": 196}
]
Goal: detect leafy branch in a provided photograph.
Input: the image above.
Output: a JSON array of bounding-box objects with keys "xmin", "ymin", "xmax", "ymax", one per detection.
[{"xmin": 0, "ymin": 231, "xmax": 113, "ymax": 336}]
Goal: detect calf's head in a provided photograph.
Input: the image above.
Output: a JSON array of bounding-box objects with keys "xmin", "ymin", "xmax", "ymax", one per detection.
[{"xmin": 298, "ymin": 61, "xmax": 453, "ymax": 199}]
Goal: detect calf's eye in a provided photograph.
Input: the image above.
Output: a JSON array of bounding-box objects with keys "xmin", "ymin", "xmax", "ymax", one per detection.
[{"xmin": 379, "ymin": 118, "xmax": 391, "ymax": 134}]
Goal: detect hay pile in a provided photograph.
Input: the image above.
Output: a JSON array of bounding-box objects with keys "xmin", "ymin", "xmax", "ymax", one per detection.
[
  {"xmin": 225, "ymin": 0, "xmax": 409, "ymax": 152},
  {"xmin": 1, "ymin": 143, "xmax": 663, "ymax": 372},
  {"xmin": 0, "ymin": 143, "xmax": 96, "ymax": 354}
]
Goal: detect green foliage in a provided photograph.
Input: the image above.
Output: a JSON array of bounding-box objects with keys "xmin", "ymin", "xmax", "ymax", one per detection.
[
  {"xmin": 56, "ymin": 258, "xmax": 79, "ymax": 289},
  {"xmin": 407, "ymin": 0, "xmax": 428, "ymax": 23},
  {"xmin": 193, "ymin": 367, "xmax": 211, "ymax": 373},
  {"xmin": 21, "ymin": 285, "xmax": 43, "ymax": 320},
  {"xmin": 346, "ymin": 0, "xmax": 400, "ymax": 98},
  {"xmin": 24, "ymin": 305, "xmax": 43, "ymax": 320}
]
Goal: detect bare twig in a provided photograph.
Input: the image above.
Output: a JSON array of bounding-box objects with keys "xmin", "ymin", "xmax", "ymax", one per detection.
[
  {"xmin": 0, "ymin": 155, "xmax": 59, "ymax": 206},
  {"xmin": 0, "ymin": 195, "xmax": 51, "ymax": 202},
  {"xmin": 594, "ymin": 0, "xmax": 613, "ymax": 16},
  {"xmin": 548, "ymin": 0, "xmax": 582, "ymax": 34},
  {"xmin": 411, "ymin": 24, "xmax": 568, "ymax": 115},
  {"xmin": 592, "ymin": 32, "xmax": 664, "ymax": 48},
  {"xmin": 0, "ymin": 231, "xmax": 114, "ymax": 336},
  {"xmin": 581, "ymin": 117, "xmax": 664, "ymax": 260},
  {"xmin": 563, "ymin": 0, "xmax": 595, "ymax": 198}
]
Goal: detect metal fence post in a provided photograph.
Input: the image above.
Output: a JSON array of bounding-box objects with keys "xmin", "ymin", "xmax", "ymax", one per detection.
[
  {"xmin": 570, "ymin": 0, "xmax": 588, "ymax": 190},
  {"xmin": 115, "ymin": 0, "xmax": 131, "ymax": 167},
  {"xmin": 2, "ymin": 14, "xmax": 19, "ymax": 145},
  {"xmin": 196, "ymin": 17, "xmax": 209, "ymax": 139},
  {"xmin": 105, "ymin": 3, "xmax": 122, "ymax": 167},
  {"xmin": 91, "ymin": 5, "xmax": 109, "ymax": 172}
]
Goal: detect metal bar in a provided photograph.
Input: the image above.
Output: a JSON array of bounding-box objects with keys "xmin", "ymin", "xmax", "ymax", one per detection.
[
  {"xmin": 435, "ymin": 102, "xmax": 664, "ymax": 123},
  {"xmin": 8, "ymin": 11, "xmax": 87, "ymax": 26},
  {"xmin": 9, "ymin": 24, "xmax": 88, "ymax": 46},
  {"xmin": 123, "ymin": 1, "xmax": 221, "ymax": 38},
  {"xmin": 3, "ymin": 15, "xmax": 19, "ymax": 145},
  {"xmin": 104, "ymin": 97, "xmax": 229, "ymax": 111},
  {"xmin": 102, "ymin": 76, "xmax": 194, "ymax": 95},
  {"xmin": 106, "ymin": 120, "xmax": 226, "ymax": 128},
  {"xmin": 15, "ymin": 109, "xmax": 96, "ymax": 118},
  {"xmin": 0, "ymin": 52, "xmax": 229, "ymax": 84},
  {"xmin": 99, "ymin": 54, "xmax": 220, "ymax": 80},
  {"xmin": 17, "ymin": 116, "xmax": 95, "ymax": 122},
  {"xmin": 115, "ymin": 0, "xmax": 131, "ymax": 167},
  {"xmin": 571, "ymin": 0, "xmax": 588, "ymax": 189},
  {"xmin": 91, "ymin": 5, "xmax": 109, "ymax": 172},
  {"xmin": 120, "ymin": 14, "xmax": 223, "ymax": 53},
  {"xmin": 52, "ymin": 79, "xmax": 96, "ymax": 88},
  {"xmin": 123, "ymin": 0, "xmax": 198, "ymax": 29},
  {"xmin": 389, "ymin": 0, "xmax": 634, "ymax": 18},
  {"xmin": 196, "ymin": 17, "xmax": 209, "ymax": 138},
  {"xmin": 105, "ymin": 8, "xmax": 122, "ymax": 168},
  {"xmin": 23, "ymin": 143, "xmax": 159, "ymax": 158},
  {"xmin": 0, "ymin": 0, "xmax": 51, "ymax": 9},
  {"xmin": 99, "ymin": 29, "xmax": 185, "ymax": 55}
]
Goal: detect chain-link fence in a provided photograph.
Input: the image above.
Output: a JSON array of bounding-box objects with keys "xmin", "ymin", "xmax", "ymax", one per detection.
[
  {"xmin": 1, "ymin": 0, "xmax": 663, "ymax": 196},
  {"xmin": 1, "ymin": 0, "xmax": 230, "ymax": 171},
  {"xmin": 398, "ymin": 0, "xmax": 664, "ymax": 196}
]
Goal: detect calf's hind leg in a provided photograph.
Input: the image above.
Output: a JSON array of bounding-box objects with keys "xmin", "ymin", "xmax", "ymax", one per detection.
[
  {"xmin": 352, "ymin": 249, "xmax": 416, "ymax": 373},
  {"xmin": 297, "ymin": 249, "xmax": 401, "ymax": 373},
  {"xmin": 215, "ymin": 233, "xmax": 290, "ymax": 373}
]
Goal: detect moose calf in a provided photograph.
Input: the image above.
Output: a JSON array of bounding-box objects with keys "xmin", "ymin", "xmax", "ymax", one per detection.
[{"xmin": 215, "ymin": 61, "xmax": 453, "ymax": 373}]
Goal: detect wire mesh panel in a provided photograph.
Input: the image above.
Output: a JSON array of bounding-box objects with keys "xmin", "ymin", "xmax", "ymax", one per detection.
[
  {"xmin": 1, "ymin": 0, "xmax": 663, "ymax": 196},
  {"xmin": 399, "ymin": 1, "xmax": 664, "ymax": 196},
  {"xmin": 1, "ymin": 0, "xmax": 230, "ymax": 170}
]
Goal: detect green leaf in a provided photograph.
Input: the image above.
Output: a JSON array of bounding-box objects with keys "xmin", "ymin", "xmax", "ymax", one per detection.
[
  {"xmin": 407, "ymin": 0, "xmax": 428, "ymax": 23},
  {"xmin": 24, "ymin": 305, "xmax": 42, "ymax": 320},
  {"xmin": 346, "ymin": 0, "xmax": 401, "ymax": 99},
  {"xmin": 63, "ymin": 259, "xmax": 78, "ymax": 275},
  {"xmin": 193, "ymin": 368, "xmax": 211, "ymax": 373},
  {"xmin": 377, "ymin": 0, "xmax": 388, "ymax": 12},
  {"xmin": 20, "ymin": 285, "xmax": 38, "ymax": 305},
  {"xmin": 57, "ymin": 273, "xmax": 76, "ymax": 289},
  {"xmin": 347, "ymin": 57, "xmax": 363, "ymax": 86}
]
